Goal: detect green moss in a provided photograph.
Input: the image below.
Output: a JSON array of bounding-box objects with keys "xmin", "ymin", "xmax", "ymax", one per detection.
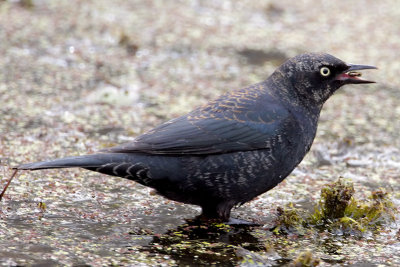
[
  {"xmin": 291, "ymin": 250, "xmax": 320, "ymax": 267},
  {"xmin": 270, "ymin": 179, "xmax": 397, "ymax": 236},
  {"xmin": 345, "ymin": 188, "xmax": 396, "ymax": 230},
  {"xmin": 309, "ymin": 179, "xmax": 396, "ymax": 235},
  {"xmin": 272, "ymin": 202, "xmax": 306, "ymax": 235},
  {"xmin": 312, "ymin": 178, "xmax": 355, "ymax": 222}
]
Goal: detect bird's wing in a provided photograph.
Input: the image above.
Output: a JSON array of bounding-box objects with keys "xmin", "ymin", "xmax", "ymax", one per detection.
[{"xmin": 104, "ymin": 88, "xmax": 292, "ymax": 155}]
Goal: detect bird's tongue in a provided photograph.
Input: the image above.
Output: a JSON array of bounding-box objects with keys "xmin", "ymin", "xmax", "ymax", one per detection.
[
  {"xmin": 336, "ymin": 71, "xmax": 376, "ymax": 84},
  {"xmin": 336, "ymin": 72, "xmax": 362, "ymax": 81}
]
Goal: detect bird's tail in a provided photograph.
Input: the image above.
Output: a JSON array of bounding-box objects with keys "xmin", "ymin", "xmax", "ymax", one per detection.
[
  {"xmin": 4, "ymin": 153, "xmax": 156, "ymax": 200},
  {"xmin": 15, "ymin": 153, "xmax": 125, "ymax": 170},
  {"xmin": 2, "ymin": 154, "xmax": 119, "ymax": 201}
]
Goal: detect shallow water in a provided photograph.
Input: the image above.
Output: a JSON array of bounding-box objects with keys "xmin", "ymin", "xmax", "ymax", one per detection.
[{"xmin": 1, "ymin": 173, "xmax": 399, "ymax": 266}]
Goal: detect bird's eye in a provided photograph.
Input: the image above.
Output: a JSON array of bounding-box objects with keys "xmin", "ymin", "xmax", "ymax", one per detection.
[{"xmin": 320, "ymin": 66, "xmax": 331, "ymax": 77}]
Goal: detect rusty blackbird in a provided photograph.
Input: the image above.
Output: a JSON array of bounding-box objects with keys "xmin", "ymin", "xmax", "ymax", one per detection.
[{"xmin": 15, "ymin": 53, "xmax": 376, "ymax": 222}]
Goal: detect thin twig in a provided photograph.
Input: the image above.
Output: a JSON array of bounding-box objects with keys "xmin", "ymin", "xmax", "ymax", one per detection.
[{"xmin": 0, "ymin": 169, "xmax": 19, "ymax": 201}]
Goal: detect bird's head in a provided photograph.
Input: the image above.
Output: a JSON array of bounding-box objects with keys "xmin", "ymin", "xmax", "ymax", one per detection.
[{"xmin": 275, "ymin": 52, "xmax": 377, "ymax": 107}]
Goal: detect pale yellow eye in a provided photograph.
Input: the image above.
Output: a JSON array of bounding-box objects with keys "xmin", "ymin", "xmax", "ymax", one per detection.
[{"xmin": 320, "ymin": 66, "xmax": 331, "ymax": 77}]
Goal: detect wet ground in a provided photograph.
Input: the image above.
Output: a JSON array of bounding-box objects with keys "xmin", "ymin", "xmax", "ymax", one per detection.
[{"xmin": 0, "ymin": 0, "xmax": 400, "ymax": 266}]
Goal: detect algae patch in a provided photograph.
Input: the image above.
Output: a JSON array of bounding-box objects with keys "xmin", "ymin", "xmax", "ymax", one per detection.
[
  {"xmin": 272, "ymin": 179, "xmax": 397, "ymax": 236},
  {"xmin": 139, "ymin": 220, "xmax": 275, "ymax": 265},
  {"xmin": 309, "ymin": 179, "xmax": 397, "ymax": 235},
  {"xmin": 271, "ymin": 202, "xmax": 306, "ymax": 235},
  {"xmin": 291, "ymin": 250, "xmax": 320, "ymax": 267},
  {"xmin": 317, "ymin": 178, "xmax": 354, "ymax": 220}
]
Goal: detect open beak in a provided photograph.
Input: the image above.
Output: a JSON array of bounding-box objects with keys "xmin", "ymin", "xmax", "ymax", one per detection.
[{"xmin": 336, "ymin": 64, "xmax": 377, "ymax": 84}]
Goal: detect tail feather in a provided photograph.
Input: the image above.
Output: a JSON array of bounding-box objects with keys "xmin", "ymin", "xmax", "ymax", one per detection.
[
  {"xmin": 16, "ymin": 154, "xmax": 122, "ymax": 170},
  {"xmin": 15, "ymin": 153, "xmax": 156, "ymax": 187}
]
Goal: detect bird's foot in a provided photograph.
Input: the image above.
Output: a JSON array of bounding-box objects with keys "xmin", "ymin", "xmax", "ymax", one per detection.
[
  {"xmin": 226, "ymin": 217, "xmax": 260, "ymax": 226},
  {"xmin": 189, "ymin": 215, "xmax": 259, "ymax": 226}
]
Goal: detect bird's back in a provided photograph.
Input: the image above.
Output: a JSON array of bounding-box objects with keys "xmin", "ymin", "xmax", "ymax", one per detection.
[{"xmin": 105, "ymin": 79, "xmax": 317, "ymax": 157}]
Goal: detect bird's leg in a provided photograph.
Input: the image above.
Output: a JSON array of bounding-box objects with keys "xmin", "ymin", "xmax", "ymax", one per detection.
[
  {"xmin": 199, "ymin": 206, "xmax": 229, "ymax": 222},
  {"xmin": 198, "ymin": 203, "xmax": 259, "ymax": 226},
  {"xmin": 198, "ymin": 201, "xmax": 234, "ymax": 222}
]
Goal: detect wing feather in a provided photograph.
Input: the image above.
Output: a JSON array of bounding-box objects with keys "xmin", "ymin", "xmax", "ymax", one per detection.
[{"xmin": 104, "ymin": 84, "xmax": 292, "ymax": 155}]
